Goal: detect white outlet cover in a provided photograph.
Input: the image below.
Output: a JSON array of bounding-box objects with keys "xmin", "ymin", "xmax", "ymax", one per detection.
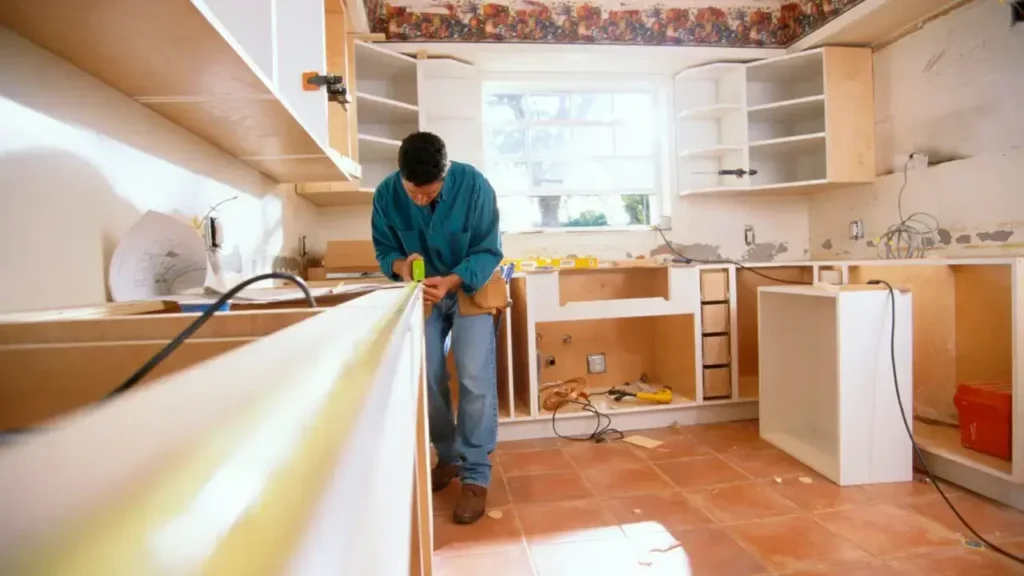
[{"xmin": 587, "ymin": 354, "xmax": 606, "ymax": 374}]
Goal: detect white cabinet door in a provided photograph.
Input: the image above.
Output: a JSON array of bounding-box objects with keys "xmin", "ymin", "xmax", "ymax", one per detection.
[
  {"xmin": 419, "ymin": 59, "xmax": 483, "ymax": 168},
  {"xmin": 274, "ymin": 0, "xmax": 329, "ymax": 145}
]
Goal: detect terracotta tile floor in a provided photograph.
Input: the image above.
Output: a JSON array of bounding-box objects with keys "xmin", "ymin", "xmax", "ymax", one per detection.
[{"xmin": 432, "ymin": 420, "xmax": 1024, "ymax": 576}]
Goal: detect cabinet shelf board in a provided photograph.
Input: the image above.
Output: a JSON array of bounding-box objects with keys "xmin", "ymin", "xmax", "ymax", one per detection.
[
  {"xmin": 0, "ymin": 0, "xmax": 359, "ymax": 184},
  {"xmin": 354, "ymin": 40, "xmax": 418, "ymax": 82},
  {"xmin": 749, "ymin": 133, "xmax": 826, "ymax": 154},
  {"xmin": 358, "ymin": 134, "xmax": 401, "ymax": 162},
  {"xmin": 677, "ymin": 104, "xmax": 743, "ymax": 120},
  {"xmin": 296, "ymin": 188, "xmax": 375, "ymax": 207},
  {"xmin": 678, "ymin": 145, "xmax": 745, "ymax": 159},
  {"xmin": 748, "ymin": 95, "xmax": 825, "ymax": 123},
  {"xmin": 675, "ymin": 62, "xmax": 745, "ymax": 81},
  {"xmin": 680, "ymin": 180, "xmax": 833, "ymax": 196},
  {"xmin": 355, "ymin": 93, "xmax": 420, "ymax": 125},
  {"xmin": 915, "ymin": 420, "xmax": 1013, "ymax": 479},
  {"xmin": 747, "ymin": 49, "xmax": 823, "ymax": 82}
]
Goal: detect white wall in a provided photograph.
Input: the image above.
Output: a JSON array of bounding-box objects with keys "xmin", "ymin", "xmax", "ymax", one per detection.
[
  {"xmin": 0, "ymin": 28, "xmax": 317, "ymax": 313},
  {"xmin": 810, "ymin": 0, "xmax": 1024, "ymax": 259}
]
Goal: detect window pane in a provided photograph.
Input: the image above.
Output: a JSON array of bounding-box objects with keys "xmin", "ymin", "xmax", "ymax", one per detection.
[
  {"xmin": 486, "ymin": 161, "xmax": 530, "ymax": 194},
  {"xmin": 485, "ymin": 127, "xmax": 526, "ymax": 157},
  {"xmin": 613, "ymin": 93, "xmax": 655, "ymax": 121},
  {"xmin": 498, "ymin": 195, "xmax": 652, "ymax": 231},
  {"xmin": 526, "ymin": 94, "xmax": 570, "ymax": 120},
  {"xmin": 528, "ymin": 126, "xmax": 570, "ymax": 156},
  {"xmin": 484, "ymin": 94, "xmax": 528, "ymax": 122},
  {"xmin": 615, "ymin": 123, "xmax": 655, "ymax": 156},
  {"xmin": 572, "ymin": 126, "xmax": 614, "ymax": 156},
  {"xmin": 528, "ymin": 126, "xmax": 613, "ymax": 157},
  {"xmin": 530, "ymin": 159, "xmax": 655, "ymax": 191},
  {"xmin": 570, "ymin": 94, "xmax": 612, "ymax": 121}
]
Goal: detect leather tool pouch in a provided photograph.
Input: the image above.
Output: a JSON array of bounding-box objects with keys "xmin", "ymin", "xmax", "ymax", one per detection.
[{"xmin": 457, "ymin": 269, "xmax": 508, "ymax": 317}]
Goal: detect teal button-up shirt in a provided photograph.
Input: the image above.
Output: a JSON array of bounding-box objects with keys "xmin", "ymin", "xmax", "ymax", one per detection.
[{"xmin": 371, "ymin": 161, "xmax": 503, "ymax": 294}]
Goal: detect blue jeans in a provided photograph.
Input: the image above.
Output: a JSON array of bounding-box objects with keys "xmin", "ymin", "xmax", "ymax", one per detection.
[{"xmin": 425, "ymin": 292, "xmax": 497, "ymax": 488}]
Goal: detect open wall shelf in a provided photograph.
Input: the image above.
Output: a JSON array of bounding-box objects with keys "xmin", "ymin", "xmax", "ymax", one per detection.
[{"xmin": 674, "ymin": 47, "xmax": 874, "ymax": 196}]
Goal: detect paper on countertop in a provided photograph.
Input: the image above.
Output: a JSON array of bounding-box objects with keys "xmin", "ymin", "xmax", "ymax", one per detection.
[{"xmin": 108, "ymin": 210, "xmax": 208, "ymax": 302}]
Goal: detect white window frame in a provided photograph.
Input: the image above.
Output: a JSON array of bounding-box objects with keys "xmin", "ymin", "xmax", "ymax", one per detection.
[{"xmin": 480, "ymin": 75, "xmax": 673, "ymax": 232}]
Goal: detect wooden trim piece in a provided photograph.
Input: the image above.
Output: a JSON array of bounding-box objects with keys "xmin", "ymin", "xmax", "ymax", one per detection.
[
  {"xmin": 557, "ymin": 268, "xmax": 669, "ymax": 305},
  {"xmin": 0, "ymin": 309, "xmax": 323, "ymax": 346},
  {"xmin": 823, "ymin": 46, "xmax": 875, "ymax": 183},
  {"xmin": 1014, "ymin": 259, "xmax": 1024, "ymax": 482},
  {"xmin": 0, "ymin": 338, "xmax": 251, "ymax": 429},
  {"xmin": 410, "ymin": 360, "xmax": 433, "ymax": 575},
  {"xmin": 0, "ymin": 301, "xmax": 176, "ymax": 324},
  {"xmin": 325, "ymin": 5, "xmax": 357, "ymax": 160},
  {"xmin": 510, "ymin": 277, "xmax": 533, "ymax": 416}
]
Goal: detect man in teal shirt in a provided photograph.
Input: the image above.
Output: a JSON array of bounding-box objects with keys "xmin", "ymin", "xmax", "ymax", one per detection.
[{"xmin": 371, "ymin": 132, "xmax": 503, "ymax": 524}]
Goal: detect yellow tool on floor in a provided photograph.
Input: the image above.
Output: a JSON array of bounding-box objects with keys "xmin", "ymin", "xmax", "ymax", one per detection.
[{"xmin": 607, "ymin": 386, "xmax": 673, "ymax": 404}]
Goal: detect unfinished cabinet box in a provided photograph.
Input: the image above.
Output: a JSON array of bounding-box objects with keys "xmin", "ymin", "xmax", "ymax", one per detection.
[
  {"xmin": 759, "ymin": 284, "xmax": 914, "ymax": 486},
  {"xmin": 702, "ymin": 334, "xmax": 730, "ymax": 366},
  {"xmin": 535, "ymin": 315, "xmax": 697, "ymax": 413},
  {"xmin": 701, "ymin": 303, "xmax": 729, "ymax": 334},
  {"xmin": 675, "ymin": 47, "xmax": 874, "ymax": 195},
  {"xmin": 700, "ymin": 270, "xmax": 730, "ymax": 302},
  {"xmin": 0, "ymin": 308, "xmax": 325, "ymax": 429}
]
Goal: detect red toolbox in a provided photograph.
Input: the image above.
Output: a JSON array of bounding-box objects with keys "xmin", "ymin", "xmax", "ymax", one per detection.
[{"xmin": 954, "ymin": 382, "xmax": 1012, "ymax": 461}]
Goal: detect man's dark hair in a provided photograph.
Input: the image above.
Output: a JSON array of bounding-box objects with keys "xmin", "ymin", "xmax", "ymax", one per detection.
[{"xmin": 398, "ymin": 132, "xmax": 448, "ymax": 186}]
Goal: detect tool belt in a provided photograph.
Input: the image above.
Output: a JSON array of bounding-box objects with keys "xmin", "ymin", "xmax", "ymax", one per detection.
[
  {"xmin": 457, "ymin": 269, "xmax": 509, "ymax": 317},
  {"xmin": 423, "ymin": 269, "xmax": 509, "ymax": 318}
]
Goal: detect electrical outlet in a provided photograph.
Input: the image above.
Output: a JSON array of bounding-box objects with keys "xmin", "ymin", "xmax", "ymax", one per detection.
[
  {"xmin": 849, "ymin": 220, "xmax": 864, "ymax": 241},
  {"xmin": 658, "ymin": 215, "xmax": 672, "ymax": 230},
  {"xmin": 587, "ymin": 354, "xmax": 606, "ymax": 374},
  {"xmin": 744, "ymin": 225, "xmax": 755, "ymax": 247}
]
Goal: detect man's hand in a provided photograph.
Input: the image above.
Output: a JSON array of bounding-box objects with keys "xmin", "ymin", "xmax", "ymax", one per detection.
[
  {"xmin": 393, "ymin": 253, "xmax": 423, "ymax": 282},
  {"xmin": 422, "ymin": 275, "xmax": 462, "ymax": 304}
]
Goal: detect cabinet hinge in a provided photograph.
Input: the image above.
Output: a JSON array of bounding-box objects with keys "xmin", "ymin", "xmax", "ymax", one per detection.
[{"xmin": 302, "ymin": 72, "xmax": 350, "ymax": 109}]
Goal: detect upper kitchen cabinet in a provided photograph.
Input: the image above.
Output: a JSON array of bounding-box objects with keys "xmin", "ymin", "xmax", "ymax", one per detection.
[
  {"xmin": 0, "ymin": 0, "xmax": 360, "ymax": 184},
  {"xmin": 297, "ymin": 41, "xmax": 421, "ymax": 208},
  {"xmin": 675, "ymin": 47, "xmax": 874, "ymax": 196}
]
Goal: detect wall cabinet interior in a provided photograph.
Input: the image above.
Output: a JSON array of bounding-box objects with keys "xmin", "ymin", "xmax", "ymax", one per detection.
[{"xmin": 674, "ymin": 47, "xmax": 874, "ymax": 196}]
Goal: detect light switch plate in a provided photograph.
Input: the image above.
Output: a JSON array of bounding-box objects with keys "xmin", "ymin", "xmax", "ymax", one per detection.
[{"xmin": 587, "ymin": 354, "xmax": 606, "ymax": 374}]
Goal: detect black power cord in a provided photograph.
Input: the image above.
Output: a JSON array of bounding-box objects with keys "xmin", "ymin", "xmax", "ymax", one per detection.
[
  {"xmin": 2, "ymin": 272, "xmax": 316, "ymax": 438},
  {"xmin": 655, "ymin": 226, "xmax": 810, "ymax": 285},
  {"xmin": 868, "ymin": 279, "xmax": 1024, "ymax": 565},
  {"xmin": 551, "ymin": 393, "xmax": 624, "ymax": 444}
]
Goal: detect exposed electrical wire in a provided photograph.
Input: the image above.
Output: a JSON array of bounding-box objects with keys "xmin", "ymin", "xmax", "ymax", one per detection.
[
  {"xmin": 550, "ymin": 391, "xmax": 624, "ymax": 444},
  {"xmin": 109, "ymin": 272, "xmax": 315, "ymax": 397},
  {"xmin": 869, "ymin": 278, "xmax": 1023, "ymax": 566},
  {"xmin": 877, "ymin": 157, "xmax": 941, "ymax": 259},
  {"xmin": 654, "ymin": 226, "xmax": 810, "ymax": 285}
]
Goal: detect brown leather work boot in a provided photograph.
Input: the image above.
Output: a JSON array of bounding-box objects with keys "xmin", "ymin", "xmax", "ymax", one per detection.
[
  {"xmin": 431, "ymin": 462, "xmax": 460, "ymax": 493},
  {"xmin": 453, "ymin": 484, "xmax": 487, "ymax": 525}
]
